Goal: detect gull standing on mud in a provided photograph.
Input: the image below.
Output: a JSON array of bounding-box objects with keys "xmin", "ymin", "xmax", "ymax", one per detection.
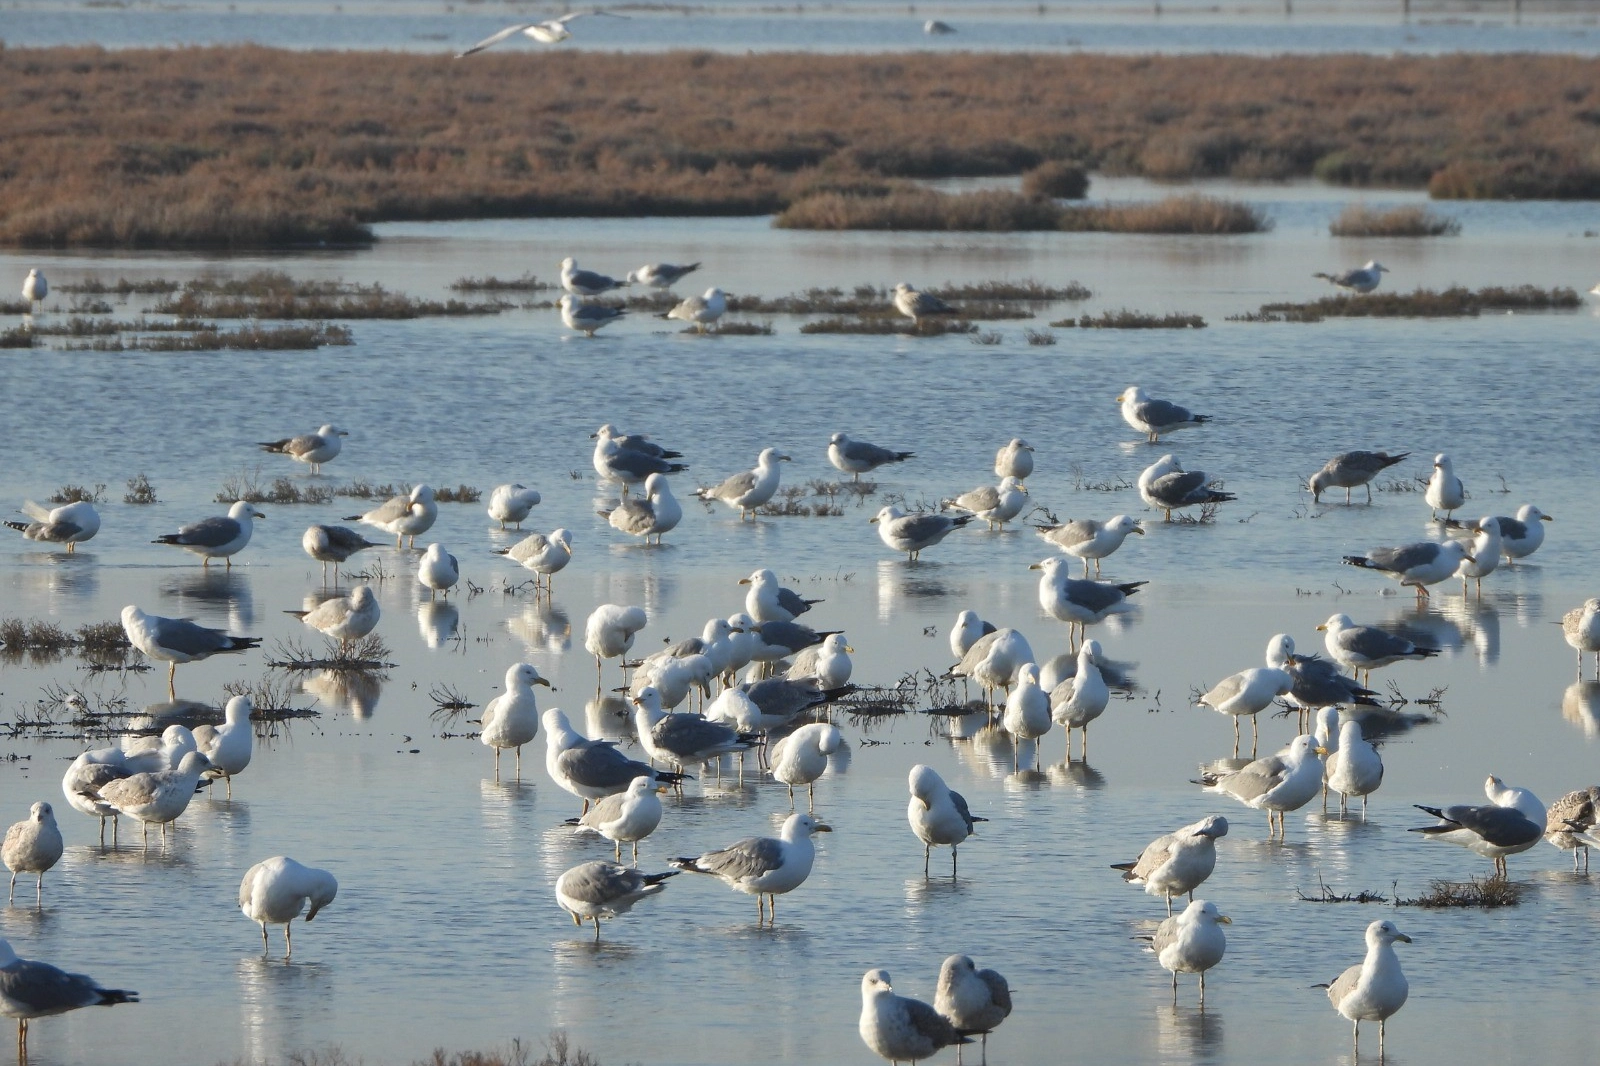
[
  {"xmin": 695, "ymin": 447, "xmax": 790, "ymax": 520},
  {"xmin": 872, "ymin": 505, "xmax": 973, "ymax": 562},
  {"xmin": 663, "ymin": 287, "xmax": 726, "ymax": 332},
  {"xmin": 828, "ymin": 432, "xmax": 914, "ymax": 481},
  {"xmin": 1314, "ymin": 260, "xmax": 1389, "ymax": 293},
  {"xmin": 153, "ymin": 500, "xmax": 263, "ymax": 566},
  {"xmin": 456, "ymin": 11, "xmax": 628, "ymax": 55},
  {"xmin": 1036, "ymin": 514, "xmax": 1142, "ymax": 577},
  {"xmin": 5, "ymin": 499, "xmax": 100, "ymax": 552},
  {"xmin": 1111, "ymin": 815, "xmax": 1229, "ymax": 916},
  {"xmin": 1308, "ymin": 450, "xmax": 1409, "ymax": 504},
  {"xmin": 1117, "ymin": 386, "xmax": 1210, "ymax": 444},
  {"xmin": 487, "ymin": 484, "xmax": 541, "ymax": 529},
  {"xmin": 892, "ymin": 282, "xmax": 958, "ymax": 326},
  {"xmin": 346, "ymin": 484, "xmax": 436, "ymax": 549},
  {"xmin": 257, "ymin": 424, "xmax": 347, "ymax": 474}
]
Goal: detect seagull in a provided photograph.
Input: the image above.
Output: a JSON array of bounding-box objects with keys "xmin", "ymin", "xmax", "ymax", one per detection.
[
  {"xmin": 559, "ymin": 256, "xmax": 627, "ymax": 296},
  {"xmin": 238, "ymin": 857, "xmax": 338, "ymax": 958},
  {"xmin": 1544, "ymin": 785, "xmax": 1600, "ymax": 871},
  {"xmin": 730, "ymin": 675, "xmax": 840, "ymax": 731},
  {"xmin": 1325, "ymin": 720, "xmax": 1384, "ymax": 816},
  {"xmin": 1137, "ymin": 454, "xmax": 1235, "ymax": 522},
  {"xmin": 1563, "ymin": 598, "xmax": 1600, "ymax": 679},
  {"xmin": 1111, "ymin": 815, "xmax": 1229, "ymax": 916},
  {"xmin": 417, "ymin": 542, "xmax": 459, "ymax": 599},
  {"xmin": 1036, "ymin": 514, "xmax": 1143, "ymax": 577},
  {"xmin": 1196, "ymin": 665, "xmax": 1292, "ymax": 755},
  {"xmin": 695, "ymin": 447, "xmax": 790, "ymax": 519},
  {"xmin": 97, "ymin": 751, "xmax": 214, "ymax": 844},
  {"xmin": 480, "ymin": 663, "xmax": 551, "ymax": 779},
  {"xmin": 599, "ymin": 473, "xmax": 682, "ymax": 544},
  {"xmin": 946, "ymin": 628, "xmax": 1034, "ymax": 697},
  {"xmin": 1145, "ymin": 899, "xmax": 1230, "ymax": 1001},
  {"xmin": 935, "ymin": 955, "xmax": 1012, "ymax": 1061},
  {"xmin": 860, "ymin": 969, "xmax": 971, "ymax": 1065},
  {"xmin": 741, "ymin": 568, "xmax": 822, "ymax": 623},
  {"xmin": 591, "ymin": 422, "xmax": 684, "ymax": 460},
  {"xmin": 153, "ymin": 500, "xmax": 263, "ymax": 566},
  {"xmin": 950, "ymin": 610, "xmax": 997, "ymax": 659},
  {"xmin": 60, "ymin": 750, "xmax": 132, "ymax": 843},
  {"xmin": 457, "ymin": 11, "xmax": 628, "ymax": 56},
  {"xmin": 743, "ymin": 620, "xmax": 837, "ymax": 664},
  {"xmin": 769, "ymin": 723, "xmax": 844, "ymax": 810},
  {"xmin": 193, "ymin": 695, "xmax": 254, "ymax": 798},
  {"xmin": 0, "ymin": 937, "xmax": 136, "ymax": 1057},
  {"xmin": 584, "ymin": 604, "xmax": 647, "ymax": 688},
  {"xmin": 628, "ymin": 262, "xmax": 701, "ymax": 288},
  {"xmin": 1031, "ymin": 557, "xmax": 1145, "ymax": 649},
  {"xmin": 1411, "ymin": 775, "xmax": 1544, "ymax": 876},
  {"xmin": 1267, "ymin": 634, "xmax": 1383, "ymax": 730},
  {"xmin": 1424, "ymin": 452, "xmax": 1465, "ymax": 520},
  {"xmin": 872, "ymin": 505, "xmax": 973, "ymax": 562},
  {"xmin": 1485, "ymin": 503, "xmax": 1552, "ymax": 564},
  {"xmin": 1454, "ymin": 516, "xmax": 1502, "ymax": 596},
  {"xmin": 301, "ymin": 524, "xmax": 382, "ymax": 583},
  {"xmin": 630, "ymin": 687, "xmax": 753, "ymax": 773},
  {"xmin": 555, "ymin": 861, "xmax": 675, "ymax": 942},
  {"xmin": 592, "ymin": 425, "xmax": 689, "ymax": 493},
  {"xmin": 663, "ymin": 287, "xmax": 726, "ymax": 333},
  {"xmin": 4, "ymin": 500, "xmax": 100, "ymax": 552},
  {"xmin": 2, "ymin": 803, "xmax": 62, "ymax": 904},
  {"xmin": 1314, "ymin": 260, "xmax": 1389, "ymax": 293},
  {"xmin": 1317, "ymin": 920, "xmax": 1410, "ymax": 1055},
  {"xmin": 828, "ymin": 433, "xmax": 915, "ymax": 481},
  {"xmin": 1309, "ymin": 450, "xmax": 1409, "ymax": 504},
  {"xmin": 20, "ymin": 269, "xmax": 47, "ymax": 313},
  {"xmin": 568, "ymin": 777, "xmax": 664, "ymax": 864},
  {"xmin": 908, "ymin": 764, "xmax": 985, "ymax": 877},
  {"xmin": 785, "ymin": 632, "xmax": 853, "ymax": 689},
  {"xmin": 543, "ymin": 709, "xmax": 688, "ymax": 815},
  {"xmin": 943, "ymin": 477, "xmax": 1028, "ymax": 531},
  {"xmin": 994, "ymin": 438, "xmax": 1034, "ymax": 482},
  {"xmin": 1002, "ymin": 663, "xmax": 1052, "ymax": 768},
  {"xmin": 486, "ymin": 484, "xmax": 541, "ymax": 529},
  {"xmin": 345, "ymin": 484, "xmax": 436, "ymax": 549},
  {"xmin": 287, "ymin": 584, "xmax": 380, "ymax": 652},
  {"xmin": 257, "ymin": 424, "xmax": 347, "ymax": 474},
  {"xmin": 670, "ymin": 812, "xmax": 831, "ymax": 924},
  {"xmin": 1317, "ymin": 613, "xmax": 1439, "ymax": 684},
  {"xmin": 892, "ymin": 282, "xmax": 957, "ymax": 326},
  {"xmin": 1049, "ymin": 641, "xmax": 1109, "ymax": 759},
  {"xmin": 1116, "ymin": 386, "xmax": 1209, "ymax": 444},
  {"xmin": 558, "ymin": 293, "xmax": 626, "ymax": 336},
  {"xmin": 924, "ymin": 19, "xmax": 956, "ymax": 33},
  {"xmin": 496, "ymin": 528, "xmax": 573, "ymax": 591},
  {"xmin": 1342, "ymin": 539, "xmax": 1473, "ymax": 601},
  {"xmin": 120, "ymin": 605, "xmax": 259, "ymax": 698},
  {"xmin": 1197, "ymin": 734, "xmax": 1323, "ymax": 838}
]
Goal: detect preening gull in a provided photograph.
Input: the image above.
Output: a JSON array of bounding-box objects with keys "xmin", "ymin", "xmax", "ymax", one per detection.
[
  {"xmin": 663, "ymin": 287, "xmax": 726, "ymax": 333},
  {"xmin": 1197, "ymin": 734, "xmax": 1323, "ymax": 838},
  {"xmin": 120, "ymin": 605, "xmax": 259, "ymax": 697},
  {"xmin": 193, "ymin": 695, "xmax": 255, "ymax": 798},
  {"xmin": 949, "ymin": 610, "xmax": 997, "ymax": 659},
  {"xmin": 908, "ymin": 764, "xmax": 985, "ymax": 876},
  {"xmin": 1196, "ymin": 664, "xmax": 1292, "ymax": 755},
  {"xmin": 584, "ymin": 604, "xmax": 647, "ymax": 686},
  {"xmin": 1545, "ymin": 785, "xmax": 1600, "ymax": 871},
  {"xmin": 257, "ymin": 424, "xmax": 346, "ymax": 474},
  {"xmin": 600, "ymin": 473, "xmax": 682, "ymax": 544},
  {"xmin": 946, "ymin": 628, "xmax": 1034, "ymax": 694},
  {"xmin": 5, "ymin": 500, "xmax": 99, "ymax": 552},
  {"xmin": 1314, "ymin": 260, "xmax": 1389, "ymax": 294},
  {"xmin": 346, "ymin": 484, "xmax": 436, "ymax": 549},
  {"xmin": 20, "ymin": 269, "xmax": 47, "ymax": 313},
  {"xmin": 555, "ymin": 860, "xmax": 675, "ymax": 941},
  {"xmin": 695, "ymin": 447, "xmax": 790, "ymax": 519},
  {"xmin": 741, "ymin": 567, "xmax": 822, "ymax": 623},
  {"xmin": 829, "ymin": 433, "xmax": 915, "ymax": 481},
  {"xmin": 670, "ymin": 812, "xmax": 831, "ymax": 924},
  {"xmin": 302, "ymin": 524, "xmax": 381, "ymax": 582},
  {"xmin": 1325, "ymin": 720, "xmax": 1384, "ymax": 816},
  {"xmin": 1487, "ymin": 503, "xmax": 1552, "ymax": 563},
  {"xmin": 559, "ymin": 256, "xmax": 627, "ymax": 295},
  {"xmin": 3, "ymin": 803, "xmax": 62, "ymax": 904},
  {"xmin": 479, "ymin": 663, "xmax": 551, "ymax": 778},
  {"xmin": 592, "ymin": 425, "xmax": 689, "ymax": 493},
  {"xmin": 859, "ymin": 969, "xmax": 970, "ymax": 1064},
  {"xmin": 943, "ymin": 477, "xmax": 1028, "ymax": 531},
  {"xmin": 568, "ymin": 777, "xmax": 664, "ymax": 863},
  {"xmin": 239, "ymin": 857, "xmax": 337, "ymax": 957},
  {"xmin": 1037, "ymin": 514, "xmax": 1142, "ymax": 577},
  {"xmin": 1117, "ymin": 386, "xmax": 1209, "ymax": 444},
  {"xmin": 892, "ymin": 282, "xmax": 957, "ymax": 325},
  {"xmin": 1309, "ymin": 450, "xmax": 1408, "ymax": 504},
  {"xmin": 1318, "ymin": 613, "xmax": 1438, "ymax": 684},
  {"xmin": 1563, "ymin": 599, "xmax": 1600, "ymax": 679},
  {"xmin": 924, "ymin": 19, "xmax": 956, "ymax": 33},
  {"xmin": 97, "ymin": 751, "xmax": 213, "ymax": 843},
  {"xmin": 994, "ymin": 438, "xmax": 1034, "ymax": 482},
  {"xmin": 1424, "ymin": 453, "xmax": 1464, "ymax": 521},
  {"xmin": 418, "ymin": 542, "xmax": 459, "ymax": 599},
  {"xmin": 628, "ymin": 261, "xmax": 700, "ymax": 288},
  {"xmin": 935, "ymin": 955, "xmax": 1012, "ymax": 1059},
  {"xmin": 1410, "ymin": 774, "xmax": 1544, "ymax": 876},
  {"xmin": 0, "ymin": 937, "xmax": 136, "ymax": 1056},
  {"xmin": 496, "ymin": 528, "xmax": 573, "ymax": 591},
  {"xmin": 487, "ymin": 484, "xmax": 541, "ymax": 529},
  {"xmin": 769, "ymin": 723, "xmax": 844, "ymax": 810},
  {"xmin": 1342, "ymin": 539, "xmax": 1472, "ymax": 601},
  {"xmin": 872, "ymin": 505, "xmax": 973, "ymax": 562},
  {"xmin": 287, "ymin": 584, "xmax": 380, "ymax": 652},
  {"xmin": 1318, "ymin": 920, "xmax": 1410, "ymax": 1054},
  {"xmin": 153, "ymin": 500, "xmax": 262, "ymax": 566},
  {"xmin": 1146, "ymin": 900, "xmax": 1229, "ymax": 1000},
  {"xmin": 457, "ymin": 11, "xmax": 627, "ymax": 56},
  {"xmin": 558, "ymin": 293, "xmax": 626, "ymax": 336},
  {"xmin": 1111, "ymin": 815, "xmax": 1228, "ymax": 916},
  {"xmin": 1137, "ymin": 454, "xmax": 1234, "ymax": 522}
]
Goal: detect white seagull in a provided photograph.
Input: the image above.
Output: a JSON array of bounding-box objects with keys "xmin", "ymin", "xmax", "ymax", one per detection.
[
  {"xmin": 908, "ymin": 764, "xmax": 985, "ymax": 877},
  {"xmin": 568, "ymin": 776, "xmax": 664, "ymax": 863},
  {"xmin": 1111, "ymin": 815, "xmax": 1229, "ymax": 916},
  {"xmin": 238, "ymin": 856, "xmax": 338, "ymax": 957},
  {"xmin": 994, "ymin": 438, "xmax": 1034, "ymax": 482},
  {"xmin": 3, "ymin": 803, "xmax": 63, "ymax": 904},
  {"xmin": 1147, "ymin": 899, "xmax": 1230, "ymax": 1000},
  {"xmin": 193, "ymin": 695, "xmax": 254, "ymax": 798},
  {"xmin": 479, "ymin": 663, "xmax": 551, "ymax": 778},
  {"xmin": 828, "ymin": 433, "xmax": 914, "ymax": 481},
  {"xmin": 1037, "ymin": 514, "xmax": 1143, "ymax": 577},
  {"xmin": 695, "ymin": 447, "xmax": 790, "ymax": 520},
  {"xmin": 1314, "ymin": 260, "xmax": 1389, "ymax": 294},
  {"xmin": 663, "ymin": 286, "xmax": 726, "ymax": 333},
  {"xmin": 20, "ymin": 269, "xmax": 47, "ymax": 313},
  {"xmin": 457, "ymin": 11, "xmax": 628, "ymax": 56},
  {"xmin": 120, "ymin": 605, "xmax": 259, "ymax": 698},
  {"xmin": 935, "ymin": 955, "xmax": 1012, "ymax": 1060},
  {"xmin": 1117, "ymin": 386, "xmax": 1210, "ymax": 444},
  {"xmin": 892, "ymin": 282, "xmax": 957, "ymax": 326},
  {"xmin": 487, "ymin": 483, "xmax": 541, "ymax": 529},
  {"xmin": 1318, "ymin": 920, "xmax": 1410, "ymax": 1055},
  {"xmin": 558, "ymin": 293, "xmax": 626, "ymax": 337},
  {"xmin": 1424, "ymin": 452, "xmax": 1465, "ymax": 520},
  {"xmin": 257, "ymin": 424, "xmax": 346, "ymax": 474},
  {"xmin": 345, "ymin": 484, "xmax": 436, "ymax": 549},
  {"xmin": 872, "ymin": 505, "xmax": 973, "ymax": 562},
  {"xmin": 669, "ymin": 812, "xmax": 831, "ymax": 924},
  {"xmin": 496, "ymin": 527, "xmax": 573, "ymax": 591},
  {"xmin": 600, "ymin": 474, "xmax": 681, "ymax": 544},
  {"xmin": 4, "ymin": 500, "xmax": 100, "ymax": 552},
  {"xmin": 628, "ymin": 261, "xmax": 700, "ymax": 288},
  {"xmin": 153, "ymin": 500, "xmax": 262, "ymax": 566},
  {"xmin": 859, "ymin": 969, "xmax": 970, "ymax": 1064}
]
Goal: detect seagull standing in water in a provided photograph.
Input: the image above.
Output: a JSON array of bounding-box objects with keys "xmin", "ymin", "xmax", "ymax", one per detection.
[
  {"xmin": 0, "ymin": 938, "xmax": 137, "ymax": 1057},
  {"xmin": 1314, "ymin": 260, "xmax": 1389, "ymax": 293}
]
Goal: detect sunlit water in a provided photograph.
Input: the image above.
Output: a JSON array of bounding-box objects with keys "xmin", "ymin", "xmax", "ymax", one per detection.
[{"xmin": 3, "ymin": 184, "xmax": 1600, "ymax": 1066}]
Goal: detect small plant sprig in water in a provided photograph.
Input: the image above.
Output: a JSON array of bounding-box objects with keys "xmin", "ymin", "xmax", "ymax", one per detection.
[
  {"xmin": 124, "ymin": 473, "xmax": 158, "ymax": 504},
  {"xmin": 48, "ymin": 483, "xmax": 106, "ymax": 504}
]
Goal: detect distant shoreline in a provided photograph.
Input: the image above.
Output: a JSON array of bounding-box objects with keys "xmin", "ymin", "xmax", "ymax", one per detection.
[{"xmin": 2, "ymin": 46, "xmax": 1596, "ymax": 249}]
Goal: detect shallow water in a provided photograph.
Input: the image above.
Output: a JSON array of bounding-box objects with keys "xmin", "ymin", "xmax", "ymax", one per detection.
[{"xmin": 3, "ymin": 186, "xmax": 1600, "ymax": 1066}]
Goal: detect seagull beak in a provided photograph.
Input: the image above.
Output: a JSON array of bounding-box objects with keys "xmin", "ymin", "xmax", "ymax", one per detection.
[
  {"xmin": 869, "ymin": 516, "xmax": 879, "ymax": 524},
  {"xmin": 779, "ymin": 455, "xmax": 792, "ymax": 462},
  {"xmin": 1464, "ymin": 553, "xmax": 1477, "ymax": 564},
  {"xmin": 1132, "ymin": 526, "xmax": 1145, "ymax": 535},
  {"xmin": 1315, "ymin": 624, "xmax": 1327, "ymax": 631},
  {"xmin": 305, "ymin": 902, "xmax": 323, "ymax": 921},
  {"xmin": 1396, "ymin": 933, "xmax": 1412, "ymax": 943},
  {"xmin": 627, "ymin": 694, "xmax": 642, "ymax": 705},
  {"xmin": 738, "ymin": 578, "xmax": 752, "ymax": 585},
  {"xmin": 254, "ymin": 510, "xmax": 266, "ymax": 519},
  {"xmin": 845, "ymin": 645, "xmax": 855, "ymax": 653},
  {"xmin": 814, "ymin": 823, "xmax": 833, "ymax": 833},
  {"xmin": 1115, "ymin": 393, "xmax": 1125, "ymax": 402},
  {"xmin": 1217, "ymin": 915, "xmax": 1232, "ymax": 924},
  {"xmin": 1028, "ymin": 561, "xmax": 1043, "ymax": 570},
  {"xmin": 654, "ymin": 785, "xmax": 670, "ymax": 794},
  {"xmin": 533, "ymin": 678, "xmax": 552, "ymax": 688},
  {"xmin": 1314, "ymin": 747, "xmax": 1329, "ymax": 756},
  {"xmin": 1542, "ymin": 514, "xmax": 1554, "ymax": 522}
]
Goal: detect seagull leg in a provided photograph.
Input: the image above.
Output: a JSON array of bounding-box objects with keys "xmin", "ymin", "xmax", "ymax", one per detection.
[
  {"xmin": 285, "ymin": 921, "xmax": 293, "ymax": 959},
  {"xmin": 593, "ymin": 918, "xmax": 602, "ymax": 943},
  {"xmin": 167, "ymin": 661, "xmax": 178, "ymax": 699},
  {"xmin": 493, "ymin": 749, "xmax": 501, "ymax": 782},
  {"xmin": 951, "ymin": 845, "xmax": 959, "ymax": 878},
  {"xmin": 260, "ymin": 921, "xmax": 269, "ymax": 951},
  {"xmin": 808, "ymin": 783, "xmax": 816, "ymax": 813},
  {"xmin": 6, "ymin": 872, "xmax": 13, "ymax": 903},
  {"xmin": 924, "ymin": 843, "xmax": 931, "ymax": 878}
]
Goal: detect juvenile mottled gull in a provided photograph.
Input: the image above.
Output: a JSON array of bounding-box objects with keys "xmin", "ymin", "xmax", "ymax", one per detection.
[
  {"xmin": 555, "ymin": 860, "xmax": 675, "ymax": 942},
  {"xmin": 663, "ymin": 287, "xmax": 725, "ymax": 333},
  {"xmin": 153, "ymin": 500, "xmax": 263, "ymax": 566},
  {"xmin": 600, "ymin": 474, "xmax": 682, "ymax": 544},
  {"xmin": 1137, "ymin": 454, "xmax": 1235, "ymax": 522},
  {"xmin": 1117, "ymin": 386, "xmax": 1209, "ymax": 444},
  {"xmin": 1318, "ymin": 920, "xmax": 1410, "ymax": 1055},
  {"xmin": 479, "ymin": 663, "xmax": 550, "ymax": 779},
  {"xmin": 1309, "ymin": 450, "xmax": 1408, "ymax": 504},
  {"xmin": 829, "ymin": 433, "xmax": 914, "ymax": 481},
  {"xmin": 0, "ymin": 937, "xmax": 137, "ymax": 1056},
  {"xmin": 1424, "ymin": 452, "xmax": 1464, "ymax": 521},
  {"xmin": 1111, "ymin": 815, "xmax": 1228, "ymax": 916},
  {"xmin": 1545, "ymin": 785, "xmax": 1600, "ymax": 871},
  {"xmin": 943, "ymin": 477, "xmax": 1028, "ymax": 531},
  {"xmin": 892, "ymin": 282, "xmax": 957, "ymax": 325},
  {"xmin": 1197, "ymin": 735, "xmax": 1322, "ymax": 838},
  {"xmin": 487, "ymin": 484, "xmax": 542, "ymax": 529},
  {"xmin": 346, "ymin": 484, "xmax": 436, "ymax": 549},
  {"xmin": 558, "ymin": 255, "xmax": 627, "ymax": 296},
  {"xmin": 859, "ymin": 969, "xmax": 970, "ymax": 1065},
  {"xmin": 302, "ymin": 524, "xmax": 382, "ymax": 581},
  {"xmin": 935, "ymin": 955, "xmax": 1012, "ymax": 1060},
  {"xmin": 994, "ymin": 438, "xmax": 1034, "ymax": 482},
  {"xmin": 1146, "ymin": 899, "xmax": 1229, "ymax": 1000},
  {"xmin": 568, "ymin": 776, "xmax": 663, "ymax": 863},
  {"xmin": 257, "ymin": 424, "xmax": 346, "ymax": 474},
  {"xmin": 287, "ymin": 585, "xmax": 380, "ymax": 652},
  {"xmin": 1318, "ymin": 613, "xmax": 1438, "ymax": 684},
  {"xmin": 120, "ymin": 605, "xmax": 259, "ymax": 697},
  {"xmin": 1411, "ymin": 775, "xmax": 1544, "ymax": 876},
  {"xmin": 496, "ymin": 528, "xmax": 573, "ymax": 591},
  {"xmin": 695, "ymin": 447, "xmax": 790, "ymax": 520},
  {"xmin": 3, "ymin": 803, "xmax": 62, "ymax": 904},
  {"xmin": 97, "ymin": 751, "xmax": 213, "ymax": 843},
  {"xmin": 1314, "ymin": 260, "xmax": 1389, "ymax": 294},
  {"xmin": 670, "ymin": 812, "xmax": 831, "ymax": 924},
  {"xmin": 1342, "ymin": 539, "xmax": 1472, "ymax": 600},
  {"xmin": 238, "ymin": 856, "xmax": 338, "ymax": 957},
  {"xmin": 872, "ymin": 505, "xmax": 973, "ymax": 562},
  {"xmin": 558, "ymin": 293, "xmax": 626, "ymax": 336},
  {"xmin": 1037, "ymin": 514, "xmax": 1142, "ymax": 577},
  {"xmin": 908, "ymin": 764, "xmax": 985, "ymax": 876},
  {"xmin": 628, "ymin": 261, "xmax": 700, "ymax": 288},
  {"xmin": 5, "ymin": 500, "xmax": 100, "ymax": 552}
]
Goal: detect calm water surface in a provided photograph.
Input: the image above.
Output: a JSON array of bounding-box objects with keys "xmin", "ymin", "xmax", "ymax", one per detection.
[{"xmin": 2, "ymin": 188, "xmax": 1600, "ymax": 1065}]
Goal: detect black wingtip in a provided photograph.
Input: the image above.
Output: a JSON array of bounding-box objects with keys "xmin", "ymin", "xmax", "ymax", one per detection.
[
  {"xmin": 643, "ymin": 870, "xmax": 681, "ymax": 885},
  {"xmin": 1341, "ymin": 556, "xmax": 1373, "ymax": 568},
  {"xmin": 341, "ymin": 514, "xmax": 364, "ymax": 522},
  {"xmin": 1109, "ymin": 861, "xmax": 1136, "ymax": 871}
]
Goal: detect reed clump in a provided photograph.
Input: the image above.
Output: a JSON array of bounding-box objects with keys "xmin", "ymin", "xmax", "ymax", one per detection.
[
  {"xmin": 1023, "ymin": 160, "xmax": 1090, "ymax": 200},
  {"xmin": 0, "ymin": 326, "xmax": 34, "ymax": 348},
  {"xmin": 775, "ymin": 188, "xmax": 1064, "ymax": 231},
  {"xmin": 449, "ymin": 274, "xmax": 552, "ymax": 292},
  {"xmin": 1329, "ymin": 204, "xmax": 1461, "ymax": 237},
  {"xmin": 75, "ymin": 324, "xmax": 354, "ymax": 350},
  {"xmin": 1054, "ymin": 310, "xmax": 1208, "ymax": 328},
  {"xmin": 48, "ymin": 484, "xmax": 106, "ymax": 504},
  {"xmin": 1241, "ymin": 285, "xmax": 1582, "ymax": 321},
  {"xmin": 799, "ymin": 317, "xmax": 978, "ymax": 336}
]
